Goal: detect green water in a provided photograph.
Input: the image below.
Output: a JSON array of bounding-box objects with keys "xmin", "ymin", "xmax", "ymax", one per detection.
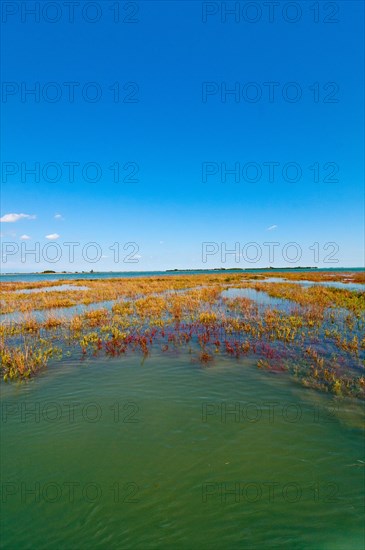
[{"xmin": 1, "ymin": 353, "xmax": 364, "ymax": 549}]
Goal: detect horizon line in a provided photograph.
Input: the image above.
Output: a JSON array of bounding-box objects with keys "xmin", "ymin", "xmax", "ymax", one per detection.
[{"xmin": 1, "ymin": 266, "xmax": 364, "ymax": 276}]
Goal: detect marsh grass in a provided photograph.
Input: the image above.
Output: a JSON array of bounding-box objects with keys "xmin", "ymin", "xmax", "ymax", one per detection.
[{"xmin": 1, "ymin": 272, "xmax": 364, "ymax": 397}]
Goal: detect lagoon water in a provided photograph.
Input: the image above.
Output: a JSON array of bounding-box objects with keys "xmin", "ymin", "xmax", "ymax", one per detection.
[
  {"xmin": 1, "ymin": 269, "xmax": 364, "ymax": 548},
  {"xmin": 260, "ymin": 277, "xmax": 365, "ymax": 292},
  {"xmin": 15, "ymin": 284, "xmax": 90, "ymax": 294},
  {"xmin": 1, "ymin": 351, "xmax": 364, "ymax": 549},
  {"xmin": 221, "ymin": 287, "xmax": 293, "ymax": 310},
  {"xmin": 1, "ymin": 267, "xmax": 364, "ymax": 283}
]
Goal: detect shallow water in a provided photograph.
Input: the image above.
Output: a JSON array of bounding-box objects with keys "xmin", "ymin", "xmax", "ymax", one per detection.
[
  {"xmin": 1, "ymin": 352, "xmax": 364, "ymax": 549},
  {"xmin": 1, "ymin": 268, "xmax": 363, "ymax": 283},
  {"xmin": 261, "ymin": 278, "xmax": 365, "ymax": 292},
  {"xmin": 0, "ymin": 299, "xmax": 117, "ymax": 325},
  {"xmin": 15, "ymin": 284, "xmax": 90, "ymax": 294},
  {"xmin": 222, "ymin": 287, "xmax": 293, "ymax": 310}
]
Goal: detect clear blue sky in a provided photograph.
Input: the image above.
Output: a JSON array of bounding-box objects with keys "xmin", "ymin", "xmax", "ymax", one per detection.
[{"xmin": 1, "ymin": 1, "xmax": 364, "ymax": 272}]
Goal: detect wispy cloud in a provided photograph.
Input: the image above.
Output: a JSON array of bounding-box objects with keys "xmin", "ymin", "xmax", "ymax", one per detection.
[
  {"xmin": 20, "ymin": 234, "xmax": 31, "ymax": 240},
  {"xmin": 0, "ymin": 213, "xmax": 36, "ymax": 223},
  {"xmin": 267, "ymin": 225, "xmax": 278, "ymax": 231},
  {"xmin": 54, "ymin": 213, "xmax": 64, "ymax": 220},
  {"xmin": 45, "ymin": 233, "xmax": 60, "ymax": 240}
]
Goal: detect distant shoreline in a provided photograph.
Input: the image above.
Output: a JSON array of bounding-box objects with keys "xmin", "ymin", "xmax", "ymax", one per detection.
[{"xmin": 1, "ymin": 266, "xmax": 364, "ymax": 276}]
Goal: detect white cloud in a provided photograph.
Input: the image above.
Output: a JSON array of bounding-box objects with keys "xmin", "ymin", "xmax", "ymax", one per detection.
[
  {"xmin": 267, "ymin": 225, "xmax": 278, "ymax": 231},
  {"xmin": 45, "ymin": 233, "xmax": 60, "ymax": 240},
  {"xmin": 54, "ymin": 213, "xmax": 64, "ymax": 220},
  {"xmin": 159, "ymin": 241, "xmax": 164, "ymax": 245},
  {"xmin": 0, "ymin": 213, "xmax": 36, "ymax": 223},
  {"xmin": 20, "ymin": 234, "xmax": 31, "ymax": 240}
]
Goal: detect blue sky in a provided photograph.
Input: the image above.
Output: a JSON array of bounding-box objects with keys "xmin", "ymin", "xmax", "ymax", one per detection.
[{"xmin": 1, "ymin": 0, "xmax": 364, "ymax": 271}]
